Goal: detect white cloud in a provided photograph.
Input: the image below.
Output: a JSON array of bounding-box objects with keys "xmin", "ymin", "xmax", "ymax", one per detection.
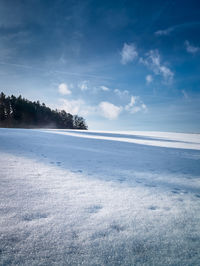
[
  {"xmin": 78, "ymin": 80, "xmax": 89, "ymax": 91},
  {"xmin": 100, "ymin": 86, "xmax": 110, "ymax": 91},
  {"xmin": 185, "ymin": 40, "xmax": 200, "ymax": 54},
  {"xmin": 125, "ymin": 96, "xmax": 147, "ymax": 114},
  {"xmin": 58, "ymin": 83, "xmax": 71, "ymax": 95},
  {"xmin": 99, "ymin": 101, "xmax": 122, "ymax": 120},
  {"xmin": 59, "ymin": 98, "xmax": 94, "ymax": 116},
  {"xmin": 140, "ymin": 50, "xmax": 174, "ymax": 83},
  {"xmin": 146, "ymin": 74, "xmax": 153, "ymax": 84},
  {"xmin": 120, "ymin": 43, "xmax": 138, "ymax": 64}
]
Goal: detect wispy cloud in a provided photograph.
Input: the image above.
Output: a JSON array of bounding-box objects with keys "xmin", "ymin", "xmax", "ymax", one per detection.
[
  {"xmin": 140, "ymin": 50, "xmax": 174, "ymax": 83},
  {"xmin": 146, "ymin": 74, "xmax": 153, "ymax": 84},
  {"xmin": 155, "ymin": 21, "xmax": 200, "ymax": 36},
  {"xmin": 155, "ymin": 28, "xmax": 173, "ymax": 36},
  {"xmin": 114, "ymin": 89, "xmax": 129, "ymax": 97},
  {"xmin": 100, "ymin": 85, "xmax": 110, "ymax": 91},
  {"xmin": 182, "ymin": 90, "xmax": 189, "ymax": 100},
  {"xmin": 120, "ymin": 43, "xmax": 138, "ymax": 64},
  {"xmin": 58, "ymin": 83, "xmax": 71, "ymax": 95},
  {"xmin": 0, "ymin": 61, "xmax": 113, "ymax": 80},
  {"xmin": 185, "ymin": 40, "xmax": 200, "ymax": 54},
  {"xmin": 125, "ymin": 96, "xmax": 147, "ymax": 114},
  {"xmin": 78, "ymin": 80, "xmax": 89, "ymax": 91},
  {"xmin": 99, "ymin": 101, "xmax": 122, "ymax": 120}
]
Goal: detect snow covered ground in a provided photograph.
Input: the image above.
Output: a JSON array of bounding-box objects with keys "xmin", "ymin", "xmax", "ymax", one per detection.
[{"xmin": 0, "ymin": 128, "xmax": 200, "ymax": 265}]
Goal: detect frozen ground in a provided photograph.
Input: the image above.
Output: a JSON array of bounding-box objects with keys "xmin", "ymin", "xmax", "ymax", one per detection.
[{"xmin": 0, "ymin": 128, "xmax": 200, "ymax": 265}]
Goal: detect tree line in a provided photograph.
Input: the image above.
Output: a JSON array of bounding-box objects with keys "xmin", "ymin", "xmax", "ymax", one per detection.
[{"xmin": 0, "ymin": 92, "xmax": 87, "ymax": 129}]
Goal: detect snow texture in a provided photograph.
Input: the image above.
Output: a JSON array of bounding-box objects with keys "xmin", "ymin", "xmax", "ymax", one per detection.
[{"xmin": 0, "ymin": 128, "xmax": 200, "ymax": 265}]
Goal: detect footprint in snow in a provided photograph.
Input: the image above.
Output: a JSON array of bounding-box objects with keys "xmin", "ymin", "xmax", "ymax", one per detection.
[
  {"xmin": 50, "ymin": 162, "xmax": 55, "ymax": 164},
  {"xmin": 87, "ymin": 205, "xmax": 102, "ymax": 213},
  {"xmin": 171, "ymin": 189, "xmax": 188, "ymax": 195},
  {"xmin": 22, "ymin": 212, "xmax": 48, "ymax": 221},
  {"xmin": 145, "ymin": 184, "xmax": 157, "ymax": 188},
  {"xmin": 195, "ymin": 194, "xmax": 200, "ymax": 198},
  {"xmin": 171, "ymin": 190, "xmax": 180, "ymax": 194},
  {"xmin": 110, "ymin": 224, "xmax": 125, "ymax": 232},
  {"xmin": 71, "ymin": 231, "xmax": 79, "ymax": 239},
  {"xmin": 72, "ymin": 170, "xmax": 83, "ymax": 173},
  {"xmin": 76, "ymin": 170, "xmax": 83, "ymax": 173},
  {"xmin": 91, "ymin": 230, "xmax": 109, "ymax": 239},
  {"xmin": 148, "ymin": 206, "xmax": 158, "ymax": 211},
  {"xmin": 118, "ymin": 177, "xmax": 126, "ymax": 183},
  {"xmin": 177, "ymin": 198, "xmax": 184, "ymax": 202}
]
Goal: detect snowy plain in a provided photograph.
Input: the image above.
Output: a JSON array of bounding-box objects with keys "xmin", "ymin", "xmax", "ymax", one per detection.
[{"xmin": 0, "ymin": 128, "xmax": 200, "ymax": 265}]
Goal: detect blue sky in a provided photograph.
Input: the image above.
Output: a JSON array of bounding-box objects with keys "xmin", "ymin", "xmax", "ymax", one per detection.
[{"xmin": 1, "ymin": 0, "xmax": 200, "ymax": 132}]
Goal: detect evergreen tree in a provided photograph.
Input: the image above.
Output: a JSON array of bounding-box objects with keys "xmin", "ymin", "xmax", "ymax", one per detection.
[
  {"xmin": 73, "ymin": 115, "xmax": 88, "ymax": 130},
  {"xmin": 0, "ymin": 93, "xmax": 6, "ymax": 122}
]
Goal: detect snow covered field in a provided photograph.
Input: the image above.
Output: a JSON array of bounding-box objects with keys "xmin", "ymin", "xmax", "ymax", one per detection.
[{"xmin": 0, "ymin": 128, "xmax": 200, "ymax": 265}]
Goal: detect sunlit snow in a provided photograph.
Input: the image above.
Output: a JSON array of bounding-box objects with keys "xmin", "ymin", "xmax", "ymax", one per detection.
[{"xmin": 0, "ymin": 128, "xmax": 200, "ymax": 265}]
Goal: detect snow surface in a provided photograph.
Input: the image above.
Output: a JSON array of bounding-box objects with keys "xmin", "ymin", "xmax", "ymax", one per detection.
[{"xmin": 0, "ymin": 128, "xmax": 200, "ymax": 265}]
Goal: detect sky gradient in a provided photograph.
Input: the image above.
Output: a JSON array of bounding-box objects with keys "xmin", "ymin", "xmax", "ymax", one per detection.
[{"xmin": 1, "ymin": 0, "xmax": 200, "ymax": 132}]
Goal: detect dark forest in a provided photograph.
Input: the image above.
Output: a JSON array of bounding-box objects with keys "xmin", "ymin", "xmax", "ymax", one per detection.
[{"xmin": 0, "ymin": 92, "xmax": 87, "ymax": 129}]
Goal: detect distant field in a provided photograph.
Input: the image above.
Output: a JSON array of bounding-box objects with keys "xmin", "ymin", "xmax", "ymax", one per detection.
[{"xmin": 0, "ymin": 129, "xmax": 200, "ymax": 265}]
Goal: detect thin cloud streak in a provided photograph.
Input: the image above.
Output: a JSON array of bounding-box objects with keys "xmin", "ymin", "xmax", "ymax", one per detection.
[
  {"xmin": 0, "ymin": 61, "xmax": 113, "ymax": 80},
  {"xmin": 155, "ymin": 21, "xmax": 200, "ymax": 36}
]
